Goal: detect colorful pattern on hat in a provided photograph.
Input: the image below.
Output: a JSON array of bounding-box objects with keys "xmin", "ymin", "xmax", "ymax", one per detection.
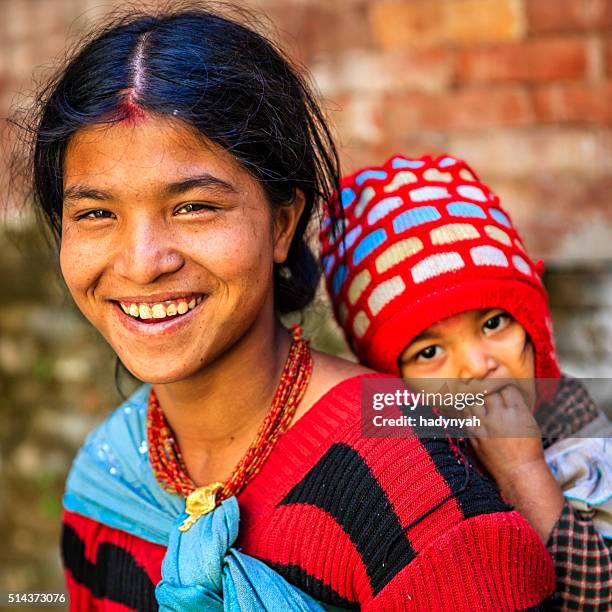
[{"xmin": 320, "ymin": 154, "xmax": 561, "ymax": 384}]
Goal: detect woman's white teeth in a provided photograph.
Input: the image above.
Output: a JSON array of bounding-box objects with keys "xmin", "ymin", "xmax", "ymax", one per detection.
[
  {"xmin": 120, "ymin": 296, "xmax": 202, "ymax": 321},
  {"xmin": 152, "ymin": 304, "xmax": 166, "ymax": 319},
  {"xmin": 139, "ymin": 304, "xmax": 152, "ymax": 319}
]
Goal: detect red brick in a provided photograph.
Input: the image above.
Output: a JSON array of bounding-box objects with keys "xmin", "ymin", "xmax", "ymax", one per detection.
[
  {"xmin": 264, "ymin": 3, "xmax": 375, "ymax": 64},
  {"xmin": 369, "ymin": 0, "xmax": 523, "ymax": 48},
  {"xmin": 457, "ymin": 37, "xmax": 589, "ymax": 84},
  {"xmin": 369, "ymin": 1, "xmax": 442, "ymax": 47},
  {"xmin": 309, "ymin": 3, "xmax": 375, "ymax": 57},
  {"xmin": 533, "ymin": 82, "xmax": 612, "ymax": 123},
  {"xmin": 606, "ymin": 38, "xmax": 612, "ymax": 76},
  {"xmin": 447, "ymin": 0, "xmax": 526, "ymax": 43},
  {"xmin": 526, "ymin": 0, "xmax": 612, "ymax": 34},
  {"xmin": 586, "ymin": 36, "xmax": 606, "ymax": 81},
  {"xmin": 382, "ymin": 86, "xmax": 533, "ymax": 133}
]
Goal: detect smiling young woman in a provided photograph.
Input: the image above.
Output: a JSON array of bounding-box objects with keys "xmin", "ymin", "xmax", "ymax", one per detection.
[
  {"xmin": 21, "ymin": 6, "xmax": 558, "ymax": 611},
  {"xmin": 60, "ymin": 117, "xmax": 309, "ymax": 392}
]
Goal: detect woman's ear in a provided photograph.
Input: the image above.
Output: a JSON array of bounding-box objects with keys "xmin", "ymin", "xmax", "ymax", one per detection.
[{"xmin": 273, "ymin": 189, "xmax": 306, "ymax": 264}]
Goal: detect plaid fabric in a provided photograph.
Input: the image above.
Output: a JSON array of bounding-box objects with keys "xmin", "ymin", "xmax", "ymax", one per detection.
[
  {"xmin": 540, "ymin": 374, "xmax": 612, "ymax": 611},
  {"xmin": 537, "ymin": 374, "xmax": 601, "ymax": 449},
  {"xmin": 546, "ymin": 501, "xmax": 612, "ymax": 611}
]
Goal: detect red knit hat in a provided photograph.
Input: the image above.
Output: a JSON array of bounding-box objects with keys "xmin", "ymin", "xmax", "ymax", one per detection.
[{"xmin": 319, "ymin": 154, "xmax": 561, "ymax": 386}]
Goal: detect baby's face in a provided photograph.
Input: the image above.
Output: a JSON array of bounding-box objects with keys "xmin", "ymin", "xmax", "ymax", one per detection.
[{"xmin": 399, "ymin": 309, "xmax": 536, "ymax": 410}]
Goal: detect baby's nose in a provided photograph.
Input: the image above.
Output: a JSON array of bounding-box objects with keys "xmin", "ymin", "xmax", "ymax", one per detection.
[{"xmin": 457, "ymin": 343, "xmax": 498, "ymax": 382}]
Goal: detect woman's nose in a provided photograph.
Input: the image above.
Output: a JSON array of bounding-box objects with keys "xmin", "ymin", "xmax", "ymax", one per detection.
[
  {"xmin": 113, "ymin": 218, "xmax": 184, "ymax": 284},
  {"xmin": 457, "ymin": 341, "xmax": 498, "ymax": 382}
]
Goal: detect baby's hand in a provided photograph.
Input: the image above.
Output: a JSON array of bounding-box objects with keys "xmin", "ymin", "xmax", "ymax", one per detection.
[
  {"xmin": 462, "ymin": 385, "xmax": 564, "ymax": 540},
  {"xmin": 465, "ymin": 385, "xmax": 545, "ymax": 486}
]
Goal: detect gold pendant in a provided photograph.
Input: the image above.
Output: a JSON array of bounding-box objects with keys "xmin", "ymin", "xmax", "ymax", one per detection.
[{"xmin": 178, "ymin": 482, "xmax": 224, "ymax": 532}]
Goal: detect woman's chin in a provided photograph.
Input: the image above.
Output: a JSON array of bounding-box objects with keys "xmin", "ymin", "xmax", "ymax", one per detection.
[{"xmin": 119, "ymin": 358, "xmax": 199, "ymax": 386}]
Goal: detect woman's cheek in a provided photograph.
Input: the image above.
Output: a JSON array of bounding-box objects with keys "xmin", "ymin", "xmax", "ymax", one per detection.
[
  {"xmin": 199, "ymin": 221, "xmax": 273, "ymax": 281},
  {"xmin": 60, "ymin": 229, "xmax": 108, "ymax": 313},
  {"xmin": 60, "ymin": 231, "xmax": 91, "ymax": 299}
]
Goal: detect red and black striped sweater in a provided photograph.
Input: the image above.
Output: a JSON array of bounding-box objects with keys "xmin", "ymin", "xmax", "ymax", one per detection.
[{"xmin": 62, "ymin": 373, "xmax": 555, "ymax": 610}]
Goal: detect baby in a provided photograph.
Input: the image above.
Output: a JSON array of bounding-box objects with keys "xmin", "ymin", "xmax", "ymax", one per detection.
[{"xmin": 320, "ymin": 154, "xmax": 611, "ymax": 611}]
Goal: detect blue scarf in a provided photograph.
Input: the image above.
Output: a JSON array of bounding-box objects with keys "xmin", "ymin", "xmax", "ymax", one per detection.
[{"xmin": 64, "ymin": 385, "xmax": 345, "ymax": 611}]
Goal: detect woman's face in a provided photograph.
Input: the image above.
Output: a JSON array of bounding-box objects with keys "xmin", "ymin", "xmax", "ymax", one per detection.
[
  {"xmin": 61, "ymin": 114, "xmax": 298, "ymax": 383},
  {"xmin": 399, "ymin": 309, "xmax": 537, "ymax": 409}
]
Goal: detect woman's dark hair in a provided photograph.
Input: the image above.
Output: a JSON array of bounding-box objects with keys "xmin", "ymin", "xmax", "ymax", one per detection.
[{"xmin": 21, "ymin": 3, "xmax": 341, "ymax": 315}]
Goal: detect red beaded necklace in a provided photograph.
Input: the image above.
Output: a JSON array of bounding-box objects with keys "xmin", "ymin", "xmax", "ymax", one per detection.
[{"xmin": 147, "ymin": 324, "xmax": 312, "ymax": 521}]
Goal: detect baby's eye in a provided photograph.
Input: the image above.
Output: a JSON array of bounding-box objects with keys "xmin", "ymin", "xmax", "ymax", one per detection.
[
  {"xmin": 416, "ymin": 345, "xmax": 443, "ymax": 361},
  {"xmin": 483, "ymin": 312, "xmax": 511, "ymax": 333}
]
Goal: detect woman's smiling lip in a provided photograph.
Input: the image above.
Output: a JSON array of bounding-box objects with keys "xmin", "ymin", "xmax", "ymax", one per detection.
[{"xmin": 111, "ymin": 294, "xmax": 206, "ymax": 336}]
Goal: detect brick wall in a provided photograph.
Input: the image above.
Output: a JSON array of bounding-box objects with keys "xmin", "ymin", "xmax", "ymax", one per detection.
[
  {"xmin": 310, "ymin": 0, "xmax": 612, "ymax": 260},
  {"xmin": 2, "ymin": 0, "xmax": 612, "ymax": 260}
]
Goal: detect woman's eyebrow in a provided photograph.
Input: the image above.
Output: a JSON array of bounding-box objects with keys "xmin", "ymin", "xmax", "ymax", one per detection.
[
  {"xmin": 163, "ymin": 173, "xmax": 238, "ymax": 196},
  {"xmin": 63, "ymin": 186, "xmax": 110, "ymax": 202},
  {"xmin": 62, "ymin": 174, "xmax": 239, "ymax": 206}
]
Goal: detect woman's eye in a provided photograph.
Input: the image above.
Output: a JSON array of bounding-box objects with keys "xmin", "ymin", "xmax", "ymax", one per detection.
[
  {"xmin": 483, "ymin": 313, "xmax": 510, "ymax": 332},
  {"xmin": 416, "ymin": 345, "xmax": 442, "ymax": 361},
  {"xmin": 78, "ymin": 209, "xmax": 113, "ymax": 220},
  {"xmin": 174, "ymin": 203, "xmax": 216, "ymax": 215}
]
